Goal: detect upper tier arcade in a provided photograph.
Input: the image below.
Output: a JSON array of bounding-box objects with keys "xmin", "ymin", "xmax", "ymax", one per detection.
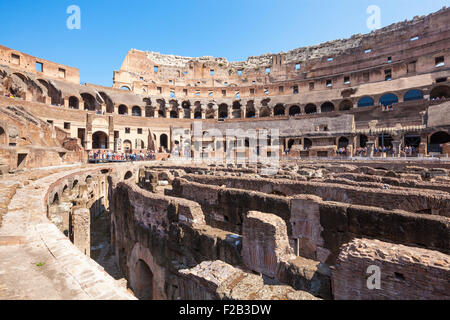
[{"xmin": 113, "ymin": 7, "xmax": 450, "ymax": 100}]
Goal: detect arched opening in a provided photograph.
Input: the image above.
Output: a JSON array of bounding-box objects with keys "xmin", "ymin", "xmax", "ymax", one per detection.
[
  {"xmin": 92, "ymin": 131, "xmax": 108, "ymax": 149},
  {"xmin": 246, "ymin": 107, "xmax": 255, "ymax": 118},
  {"xmin": 274, "ymin": 104, "xmax": 285, "ymax": 116},
  {"xmin": 218, "ymin": 104, "xmax": 228, "ymax": 119},
  {"xmin": 289, "ymin": 105, "xmax": 301, "ymax": 116},
  {"xmin": 72, "ymin": 180, "xmax": 79, "ymax": 189},
  {"xmin": 124, "ymin": 171, "xmax": 133, "ymax": 180},
  {"xmin": 339, "ymin": 100, "xmax": 353, "ymax": 111},
  {"xmin": 118, "ymin": 105, "xmax": 128, "ymax": 115},
  {"xmin": 404, "ymin": 89, "xmax": 424, "ymax": 102},
  {"xmin": 304, "ymin": 138, "xmax": 312, "ymax": 149},
  {"xmin": 404, "ymin": 133, "xmax": 421, "ymax": 149},
  {"xmin": 38, "ymin": 79, "xmax": 62, "ymax": 106},
  {"xmin": 360, "ymin": 135, "xmax": 368, "ymax": 148},
  {"xmin": 378, "ymin": 133, "xmax": 393, "ymax": 148},
  {"xmin": 99, "ymin": 92, "xmax": 114, "ymax": 113},
  {"xmin": 338, "ymin": 137, "xmax": 349, "ymax": 148},
  {"xmin": 379, "ymin": 93, "xmax": 398, "ymax": 107},
  {"xmin": 321, "ymin": 102, "xmax": 335, "ymax": 113},
  {"xmin": 429, "ymin": 131, "xmax": 450, "ymax": 153},
  {"xmin": 194, "ymin": 107, "xmax": 202, "ymax": 119},
  {"xmin": 123, "ymin": 140, "xmax": 132, "ymax": 153},
  {"xmin": 81, "ymin": 93, "xmax": 97, "ymax": 111},
  {"xmin": 305, "ymin": 104, "xmax": 317, "ymax": 114},
  {"xmin": 69, "ymin": 96, "xmax": 79, "ymax": 109},
  {"xmin": 160, "ymin": 134, "xmax": 168, "ymax": 150},
  {"xmin": 232, "ymin": 101, "xmax": 241, "ymax": 118},
  {"xmin": 288, "ymin": 139, "xmax": 295, "ymax": 149},
  {"xmin": 357, "ymin": 96, "xmax": 374, "ymax": 108},
  {"xmin": 134, "ymin": 259, "xmax": 154, "ymax": 300},
  {"xmin": 182, "ymin": 101, "xmax": 191, "ymax": 119},
  {"xmin": 170, "ymin": 110, "xmax": 178, "ymax": 118},
  {"xmin": 0, "ymin": 126, "xmax": 6, "ymax": 145},
  {"xmin": 120, "ymin": 86, "xmax": 131, "ymax": 91},
  {"xmin": 145, "ymin": 106, "xmax": 155, "ymax": 118},
  {"xmin": 259, "ymin": 106, "xmax": 271, "ymax": 117},
  {"xmin": 430, "ymin": 85, "xmax": 450, "ymax": 100},
  {"xmin": 52, "ymin": 193, "xmax": 59, "ymax": 205},
  {"xmin": 132, "ymin": 106, "xmax": 142, "ymax": 117}
]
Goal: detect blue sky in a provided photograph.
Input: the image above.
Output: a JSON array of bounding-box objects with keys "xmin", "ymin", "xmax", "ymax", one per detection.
[{"xmin": 1, "ymin": 0, "xmax": 448, "ymax": 86}]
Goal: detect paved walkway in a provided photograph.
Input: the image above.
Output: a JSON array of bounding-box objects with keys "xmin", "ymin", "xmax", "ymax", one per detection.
[{"xmin": 0, "ymin": 166, "xmax": 136, "ymax": 300}]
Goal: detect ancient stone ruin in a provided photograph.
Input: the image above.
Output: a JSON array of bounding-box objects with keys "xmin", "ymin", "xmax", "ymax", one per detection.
[{"xmin": 0, "ymin": 7, "xmax": 449, "ymax": 301}]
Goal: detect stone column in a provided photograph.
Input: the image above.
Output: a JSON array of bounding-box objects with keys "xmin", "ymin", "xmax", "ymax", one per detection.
[
  {"xmin": 241, "ymin": 106, "xmax": 246, "ymax": 118},
  {"xmin": 366, "ymin": 141, "xmax": 375, "ymax": 158},
  {"xmin": 213, "ymin": 104, "xmax": 218, "ymax": 119},
  {"xmin": 392, "ymin": 140, "xmax": 402, "ymax": 157},
  {"xmin": 71, "ymin": 208, "xmax": 90, "ymax": 257},
  {"xmin": 179, "ymin": 107, "xmax": 184, "ymax": 119},
  {"xmin": 201, "ymin": 106, "xmax": 206, "ymax": 119},
  {"xmin": 227, "ymin": 105, "xmax": 233, "ymax": 119},
  {"xmin": 63, "ymin": 97, "xmax": 69, "ymax": 108}
]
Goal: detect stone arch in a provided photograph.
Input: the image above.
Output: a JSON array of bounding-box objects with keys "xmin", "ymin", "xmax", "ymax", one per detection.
[
  {"xmin": 379, "ymin": 93, "xmax": 398, "ymax": 107},
  {"xmin": 182, "ymin": 101, "xmax": 191, "ymax": 119},
  {"xmin": 99, "ymin": 92, "xmax": 114, "ymax": 113},
  {"xmin": 304, "ymin": 138, "xmax": 312, "ymax": 148},
  {"xmin": 120, "ymin": 85, "xmax": 131, "ymax": 91},
  {"xmin": 132, "ymin": 106, "xmax": 142, "ymax": 117},
  {"xmin": 156, "ymin": 99, "xmax": 166, "ymax": 118},
  {"xmin": 206, "ymin": 103, "xmax": 215, "ymax": 119},
  {"xmin": 357, "ymin": 96, "xmax": 374, "ymax": 107},
  {"xmin": 38, "ymin": 79, "xmax": 62, "ymax": 106},
  {"xmin": 128, "ymin": 242, "xmax": 166, "ymax": 300},
  {"xmin": 68, "ymin": 96, "xmax": 79, "ymax": 109},
  {"xmin": 92, "ymin": 131, "xmax": 108, "ymax": 149},
  {"xmin": 430, "ymin": 85, "xmax": 450, "ymax": 100},
  {"xmin": 218, "ymin": 104, "xmax": 228, "ymax": 119},
  {"xmin": 259, "ymin": 106, "xmax": 271, "ymax": 117},
  {"xmin": 339, "ymin": 99, "xmax": 353, "ymax": 111},
  {"xmin": 124, "ymin": 171, "xmax": 133, "ymax": 180},
  {"xmin": 359, "ymin": 135, "xmax": 368, "ymax": 148},
  {"xmin": 160, "ymin": 134, "xmax": 168, "ymax": 150},
  {"xmin": 338, "ymin": 136, "xmax": 349, "ymax": 148},
  {"xmin": 274, "ymin": 104, "xmax": 285, "ymax": 116},
  {"xmin": 81, "ymin": 93, "xmax": 97, "ymax": 111},
  {"xmin": 428, "ymin": 131, "xmax": 450, "ymax": 153},
  {"xmin": 118, "ymin": 105, "xmax": 128, "ymax": 115},
  {"xmin": 403, "ymin": 89, "xmax": 424, "ymax": 102},
  {"xmin": 305, "ymin": 104, "xmax": 317, "ymax": 114},
  {"xmin": 289, "ymin": 105, "xmax": 301, "ymax": 116},
  {"xmin": 246, "ymin": 101, "xmax": 256, "ymax": 118},
  {"xmin": 193, "ymin": 106, "xmax": 202, "ymax": 119},
  {"xmin": 232, "ymin": 101, "xmax": 242, "ymax": 119},
  {"xmin": 321, "ymin": 101, "xmax": 335, "ymax": 113},
  {"xmin": 378, "ymin": 133, "xmax": 393, "ymax": 148},
  {"xmin": 170, "ymin": 110, "xmax": 179, "ymax": 118},
  {"xmin": 123, "ymin": 139, "xmax": 132, "ymax": 152}
]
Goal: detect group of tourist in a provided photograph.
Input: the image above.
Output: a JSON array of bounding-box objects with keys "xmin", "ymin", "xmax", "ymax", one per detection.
[
  {"xmin": 402, "ymin": 145, "xmax": 417, "ymax": 156},
  {"xmin": 337, "ymin": 147, "xmax": 348, "ymax": 155},
  {"xmin": 431, "ymin": 96, "xmax": 447, "ymax": 101},
  {"xmin": 88, "ymin": 149, "xmax": 156, "ymax": 162}
]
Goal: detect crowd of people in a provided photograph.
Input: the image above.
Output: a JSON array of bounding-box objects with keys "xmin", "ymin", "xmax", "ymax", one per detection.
[{"xmin": 88, "ymin": 149, "xmax": 156, "ymax": 162}]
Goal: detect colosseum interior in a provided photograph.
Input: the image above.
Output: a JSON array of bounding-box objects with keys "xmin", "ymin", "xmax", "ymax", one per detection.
[{"xmin": 0, "ymin": 7, "xmax": 449, "ymax": 302}]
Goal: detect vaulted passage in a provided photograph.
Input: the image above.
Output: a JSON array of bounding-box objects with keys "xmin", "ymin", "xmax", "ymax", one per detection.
[{"xmin": 134, "ymin": 259, "xmax": 154, "ymax": 300}]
